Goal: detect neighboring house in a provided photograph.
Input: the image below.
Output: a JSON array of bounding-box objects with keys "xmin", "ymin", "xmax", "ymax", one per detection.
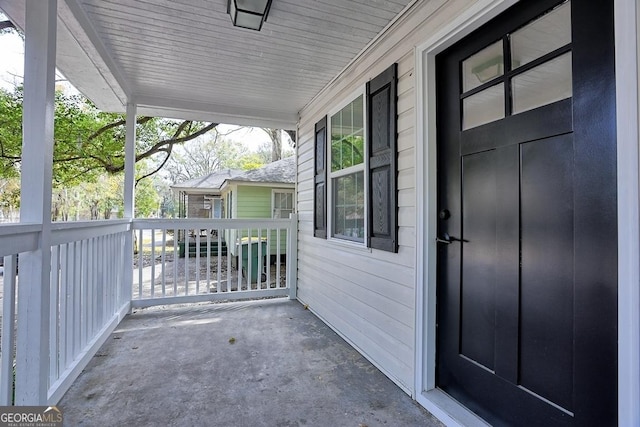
[
  {"xmin": 220, "ymin": 156, "xmax": 295, "ymax": 260},
  {"xmin": 170, "ymin": 169, "xmax": 243, "ymax": 219},
  {"xmin": 170, "ymin": 158, "xmax": 295, "ymax": 260}
]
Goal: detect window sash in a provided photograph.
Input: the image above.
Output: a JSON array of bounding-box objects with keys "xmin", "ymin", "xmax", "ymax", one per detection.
[{"xmin": 327, "ymin": 91, "xmax": 367, "ymax": 244}]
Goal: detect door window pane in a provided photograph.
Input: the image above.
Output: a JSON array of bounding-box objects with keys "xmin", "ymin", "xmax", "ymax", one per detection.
[
  {"xmin": 512, "ymin": 52, "xmax": 572, "ymax": 114},
  {"xmin": 463, "ymin": 83, "xmax": 505, "ymax": 130},
  {"xmin": 510, "ymin": 2, "xmax": 571, "ymax": 69},
  {"xmin": 462, "ymin": 40, "xmax": 504, "ymax": 92}
]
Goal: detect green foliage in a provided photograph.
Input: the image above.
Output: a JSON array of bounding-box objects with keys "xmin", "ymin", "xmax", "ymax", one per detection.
[
  {"xmin": 331, "ymin": 134, "xmax": 364, "ymax": 172},
  {"xmin": 0, "ymin": 87, "xmax": 217, "ymax": 185},
  {"xmin": 0, "ymin": 88, "xmax": 22, "ymax": 178}
]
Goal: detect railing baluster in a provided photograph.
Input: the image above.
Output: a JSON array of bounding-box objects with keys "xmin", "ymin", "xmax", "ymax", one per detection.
[
  {"xmin": 276, "ymin": 227, "xmax": 281, "ymax": 288},
  {"xmin": 150, "ymin": 228, "xmax": 156, "ymax": 298},
  {"xmin": 216, "ymin": 230, "xmax": 221, "ymax": 293},
  {"xmin": 0, "ymin": 255, "xmax": 17, "ymax": 405},
  {"xmin": 49, "ymin": 246, "xmax": 60, "ymax": 386},
  {"xmin": 206, "ymin": 230, "xmax": 211, "ymax": 293},
  {"xmin": 92, "ymin": 237, "xmax": 98, "ymax": 335},
  {"xmin": 195, "ymin": 232, "xmax": 201, "ymax": 294},
  {"xmin": 66, "ymin": 242, "xmax": 73, "ymax": 363},
  {"xmin": 80, "ymin": 239, "xmax": 88, "ymax": 349},
  {"xmin": 237, "ymin": 232, "xmax": 243, "ymax": 292},
  {"xmin": 257, "ymin": 228, "xmax": 262, "ymax": 290},
  {"xmin": 59, "ymin": 243, "xmax": 69, "ymax": 371},
  {"xmin": 173, "ymin": 228, "xmax": 178, "ymax": 297},
  {"xmin": 184, "ymin": 228, "xmax": 189, "ymax": 296},
  {"xmin": 161, "ymin": 229, "xmax": 166, "ymax": 297},
  {"xmin": 87, "ymin": 238, "xmax": 94, "ymax": 339},
  {"xmin": 137, "ymin": 229, "xmax": 143, "ymax": 299},
  {"xmin": 266, "ymin": 228, "xmax": 271, "ymax": 287},
  {"xmin": 227, "ymin": 234, "xmax": 232, "ymax": 293}
]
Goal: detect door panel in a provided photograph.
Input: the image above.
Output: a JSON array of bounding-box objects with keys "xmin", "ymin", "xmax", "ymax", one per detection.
[
  {"xmin": 461, "ymin": 150, "xmax": 497, "ymax": 370},
  {"xmin": 520, "ymin": 135, "xmax": 574, "ymax": 411},
  {"xmin": 435, "ymin": 0, "xmax": 617, "ymax": 425}
]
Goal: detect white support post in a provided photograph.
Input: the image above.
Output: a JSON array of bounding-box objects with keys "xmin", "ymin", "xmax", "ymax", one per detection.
[
  {"xmin": 123, "ymin": 103, "xmax": 136, "ymax": 307},
  {"xmin": 287, "ymin": 213, "xmax": 298, "ymax": 299},
  {"xmin": 15, "ymin": 0, "xmax": 57, "ymax": 405}
]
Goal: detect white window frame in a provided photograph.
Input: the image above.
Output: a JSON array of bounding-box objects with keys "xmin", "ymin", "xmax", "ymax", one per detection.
[
  {"xmin": 326, "ymin": 87, "xmax": 368, "ymax": 246},
  {"xmin": 272, "ymin": 189, "xmax": 295, "ymax": 219}
]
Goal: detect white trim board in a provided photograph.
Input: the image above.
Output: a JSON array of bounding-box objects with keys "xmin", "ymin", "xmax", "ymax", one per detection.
[
  {"xmin": 614, "ymin": 0, "xmax": 640, "ymax": 425},
  {"xmin": 413, "ymin": 0, "xmax": 530, "ymax": 425}
]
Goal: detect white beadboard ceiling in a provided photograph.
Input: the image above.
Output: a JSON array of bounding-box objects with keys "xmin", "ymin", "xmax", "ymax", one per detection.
[{"xmin": 0, "ymin": 0, "xmax": 415, "ymax": 128}]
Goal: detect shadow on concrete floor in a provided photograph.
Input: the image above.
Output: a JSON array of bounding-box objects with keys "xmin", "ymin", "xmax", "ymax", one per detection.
[{"xmin": 59, "ymin": 298, "xmax": 443, "ymax": 427}]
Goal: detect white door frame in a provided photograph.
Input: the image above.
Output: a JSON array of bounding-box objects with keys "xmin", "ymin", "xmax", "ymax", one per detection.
[{"xmin": 413, "ymin": 0, "xmax": 640, "ymax": 425}]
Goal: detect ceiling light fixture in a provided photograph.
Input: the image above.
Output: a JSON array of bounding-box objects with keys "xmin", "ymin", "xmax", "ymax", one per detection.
[{"xmin": 227, "ymin": 0, "xmax": 272, "ymax": 31}]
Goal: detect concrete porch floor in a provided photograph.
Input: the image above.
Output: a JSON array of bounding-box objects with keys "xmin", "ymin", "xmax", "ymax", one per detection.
[{"xmin": 59, "ymin": 298, "xmax": 443, "ymax": 427}]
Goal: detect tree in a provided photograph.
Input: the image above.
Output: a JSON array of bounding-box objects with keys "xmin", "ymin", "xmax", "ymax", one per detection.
[
  {"xmin": 0, "ymin": 87, "xmax": 219, "ymax": 185},
  {"xmin": 262, "ymin": 128, "xmax": 282, "ymax": 162},
  {"xmin": 259, "ymin": 128, "xmax": 296, "ymax": 162}
]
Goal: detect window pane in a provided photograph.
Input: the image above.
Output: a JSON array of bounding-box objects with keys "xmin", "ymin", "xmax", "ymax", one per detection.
[
  {"xmin": 331, "ymin": 95, "xmax": 364, "ymax": 172},
  {"xmin": 512, "ymin": 52, "xmax": 572, "ymax": 114},
  {"xmin": 331, "ymin": 110, "xmax": 342, "ymax": 172},
  {"xmin": 462, "ymin": 40, "xmax": 504, "ymax": 92},
  {"xmin": 462, "ymin": 83, "xmax": 505, "ymax": 130},
  {"xmin": 511, "ymin": 2, "xmax": 571, "ymax": 69},
  {"xmin": 333, "ymin": 172, "xmax": 364, "ymax": 241}
]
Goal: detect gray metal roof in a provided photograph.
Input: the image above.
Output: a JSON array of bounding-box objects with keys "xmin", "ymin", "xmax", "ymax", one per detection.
[
  {"xmin": 171, "ymin": 156, "xmax": 295, "ymax": 193},
  {"xmin": 171, "ymin": 169, "xmax": 243, "ymax": 191},
  {"xmin": 229, "ymin": 156, "xmax": 296, "ymax": 185}
]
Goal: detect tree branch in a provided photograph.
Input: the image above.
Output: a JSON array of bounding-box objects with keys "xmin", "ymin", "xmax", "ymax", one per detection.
[
  {"xmin": 136, "ymin": 145, "xmax": 174, "ymax": 185},
  {"xmin": 86, "ymin": 116, "xmax": 153, "ymax": 142}
]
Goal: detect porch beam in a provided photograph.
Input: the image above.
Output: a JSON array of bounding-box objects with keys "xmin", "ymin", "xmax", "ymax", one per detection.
[{"xmin": 15, "ymin": 0, "xmax": 57, "ymax": 405}]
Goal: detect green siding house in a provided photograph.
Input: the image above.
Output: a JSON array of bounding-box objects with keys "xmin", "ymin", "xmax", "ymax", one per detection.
[{"xmin": 221, "ymin": 157, "xmax": 295, "ymax": 259}]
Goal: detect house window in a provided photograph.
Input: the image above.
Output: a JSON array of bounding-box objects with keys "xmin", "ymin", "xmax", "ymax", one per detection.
[
  {"xmin": 329, "ymin": 94, "xmax": 365, "ymax": 242},
  {"xmin": 273, "ymin": 190, "xmax": 294, "ymax": 219},
  {"xmin": 314, "ymin": 63, "xmax": 398, "ymax": 253}
]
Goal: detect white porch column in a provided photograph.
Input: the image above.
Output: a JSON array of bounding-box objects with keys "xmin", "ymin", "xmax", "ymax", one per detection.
[
  {"xmin": 15, "ymin": 0, "xmax": 57, "ymax": 405},
  {"xmin": 123, "ymin": 103, "xmax": 136, "ymax": 305},
  {"xmin": 124, "ymin": 103, "xmax": 136, "ymax": 219}
]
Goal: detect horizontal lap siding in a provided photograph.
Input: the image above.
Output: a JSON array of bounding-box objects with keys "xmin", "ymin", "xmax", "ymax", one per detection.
[{"xmin": 296, "ymin": 0, "xmax": 479, "ymax": 394}]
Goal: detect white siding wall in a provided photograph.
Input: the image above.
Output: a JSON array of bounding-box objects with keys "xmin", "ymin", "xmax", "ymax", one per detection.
[{"xmin": 296, "ymin": 0, "xmax": 479, "ymax": 394}]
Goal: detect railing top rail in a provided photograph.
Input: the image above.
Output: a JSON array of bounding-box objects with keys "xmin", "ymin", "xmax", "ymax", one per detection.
[
  {"xmin": 0, "ymin": 223, "xmax": 40, "ymax": 257},
  {"xmin": 51, "ymin": 220, "xmax": 131, "ymax": 246},
  {"xmin": 0, "ymin": 223, "xmax": 41, "ymax": 236},
  {"xmin": 50, "ymin": 218, "xmax": 131, "ymax": 231},
  {"xmin": 132, "ymin": 218, "xmax": 293, "ymax": 230}
]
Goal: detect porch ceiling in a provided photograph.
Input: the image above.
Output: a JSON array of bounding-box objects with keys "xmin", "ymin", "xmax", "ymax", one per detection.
[{"xmin": 0, "ymin": 0, "xmax": 415, "ymax": 128}]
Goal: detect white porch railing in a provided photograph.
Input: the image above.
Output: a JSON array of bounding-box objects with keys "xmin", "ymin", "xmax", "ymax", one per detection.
[
  {"xmin": 131, "ymin": 216, "xmax": 297, "ymax": 308},
  {"xmin": 47, "ymin": 220, "xmax": 131, "ymax": 403},
  {"xmin": 0, "ymin": 215, "xmax": 297, "ymax": 405},
  {"xmin": 0, "ymin": 220, "xmax": 131, "ymax": 405},
  {"xmin": 0, "ymin": 224, "xmax": 40, "ymax": 405}
]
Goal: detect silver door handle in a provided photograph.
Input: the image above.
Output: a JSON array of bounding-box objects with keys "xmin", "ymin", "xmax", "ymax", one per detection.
[{"xmin": 436, "ymin": 237, "xmax": 452, "ymax": 245}]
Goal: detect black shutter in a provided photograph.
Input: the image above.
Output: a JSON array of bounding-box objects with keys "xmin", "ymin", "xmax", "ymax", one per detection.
[
  {"xmin": 314, "ymin": 116, "xmax": 327, "ymax": 238},
  {"xmin": 366, "ymin": 63, "xmax": 398, "ymax": 252}
]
